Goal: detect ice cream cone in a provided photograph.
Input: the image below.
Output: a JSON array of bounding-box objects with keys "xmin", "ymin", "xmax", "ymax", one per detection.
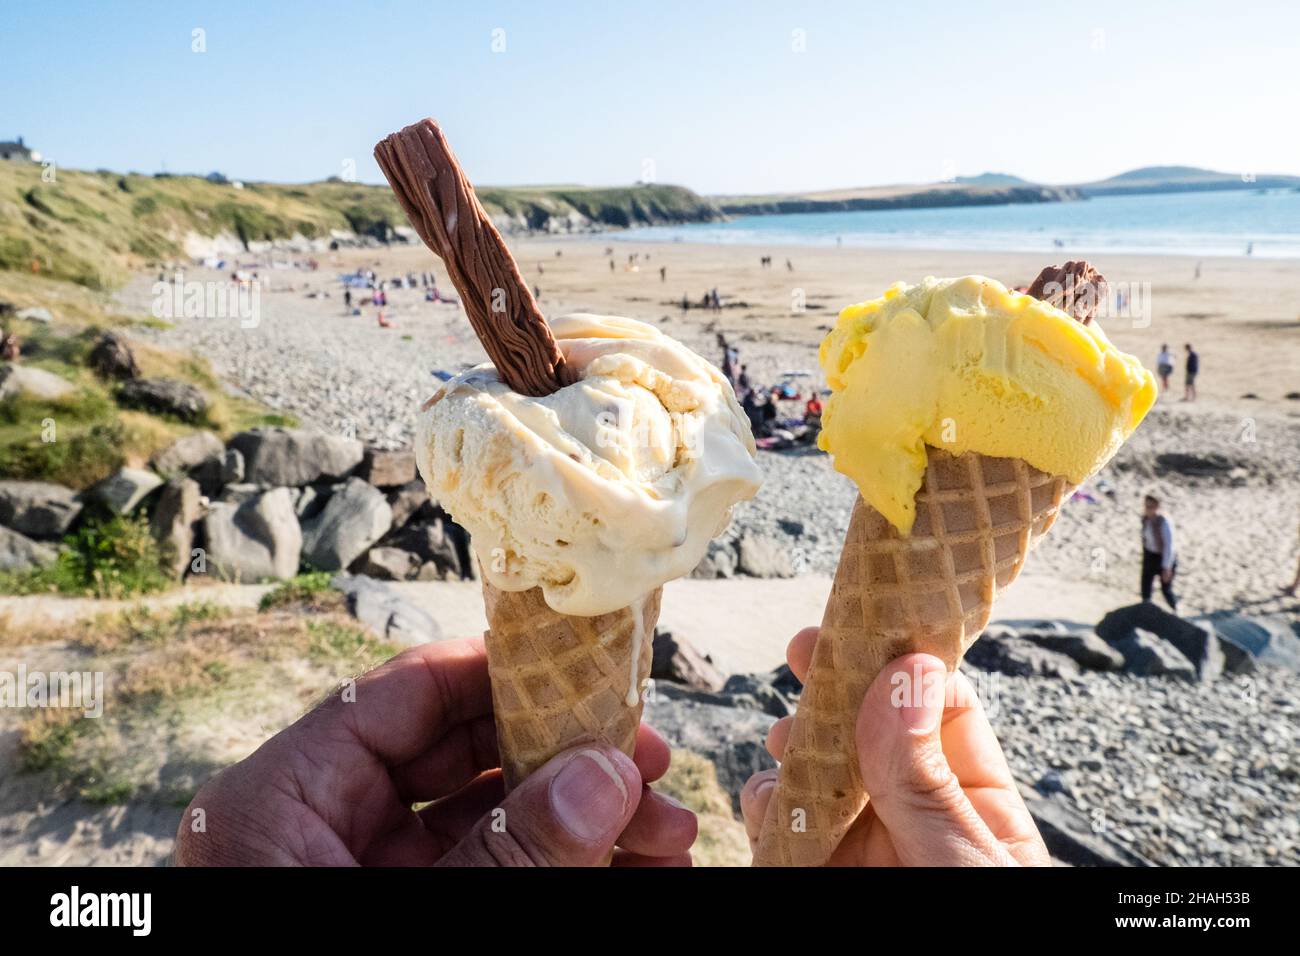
[
  {"xmin": 753, "ymin": 445, "xmax": 1073, "ymax": 866},
  {"xmin": 482, "ymin": 581, "xmax": 662, "ymax": 789}
]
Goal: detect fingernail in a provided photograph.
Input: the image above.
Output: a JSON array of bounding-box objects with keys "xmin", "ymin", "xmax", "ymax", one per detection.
[
  {"xmin": 550, "ymin": 749, "xmax": 631, "ymax": 841},
  {"xmin": 896, "ymin": 659, "xmax": 946, "ymax": 734}
]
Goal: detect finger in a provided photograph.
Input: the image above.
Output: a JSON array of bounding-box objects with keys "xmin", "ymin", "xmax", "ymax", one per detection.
[
  {"xmin": 740, "ymin": 769, "xmax": 778, "ymax": 850},
  {"xmin": 437, "ymin": 744, "xmax": 641, "ymax": 867},
  {"xmin": 292, "ymin": 637, "xmax": 492, "ymax": 767},
  {"xmin": 938, "ymin": 671, "xmax": 1018, "ymax": 791},
  {"xmin": 615, "ymin": 787, "xmax": 697, "ymax": 858},
  {"xmin": 786, "ymin": 627, "xmax": 819, "ymax": 684},
  {"xmin": 939, "ymin": 672, "xmax": 1049, "ymax": 866},
  {"xmin": 612, "ymin": 849, "xmax": 693, "ymax": 868},
  {"xmin": 633, "ymin": 724, "xmax": 671, "ymax": 784},
  {"xmin": 765, "ymin": 716, "xmax": 793, "ymax": 761},
  {"xmin": 390, "ymin": 714, "xmax": 499, "ymax": 804},
  {"xmin": 855, "ymin": 654, "xmax": 1014, "ymax": 867}
]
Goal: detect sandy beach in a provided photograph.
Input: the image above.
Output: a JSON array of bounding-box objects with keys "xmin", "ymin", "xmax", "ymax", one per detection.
[{"xmin": 128, "ymin": 238, "xmax": 1300, "ymax": 626}]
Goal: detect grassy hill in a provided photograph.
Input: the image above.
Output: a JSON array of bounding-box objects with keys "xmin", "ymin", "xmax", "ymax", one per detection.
[
  {"xmin": 714, "ymin": 181, "xmax": 1077, "ymax": 216},
  {"xmin": 0, "ymin": 162, "xmax": 722, "ymax": 291},
  {"xmin": 1072, "ymin": 165, "xmax": 1300, "ymax": 196}
]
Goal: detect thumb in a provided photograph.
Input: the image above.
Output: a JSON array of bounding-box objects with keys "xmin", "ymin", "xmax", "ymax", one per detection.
[
  {"xmin": 438, "ymin": 744, "xmax": 642, "ymax": 867},
  {"xmin": 856, "ymin": 654, "xmax": 1013, "ymax": 866}
]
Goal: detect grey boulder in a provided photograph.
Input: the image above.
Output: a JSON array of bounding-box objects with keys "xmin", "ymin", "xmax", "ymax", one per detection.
[
  {"xmin": 333, "ymin": 573, "xmax": 440, "ymax": 645},
  {"xmin": 736, "ymin": 532, "xmax": 794, "ymax": 578},
  {"xmin": 301, "ymin": 478, "xmax": 392, "ymax": 571},
  {"xmin": 87, "ymin": 467, "xmax": 163, "ymax": 515},
  {"xmin": 1111, "ymin": 630, "xmax": 1197, "ymax": 680},
  {"xmin": 150, "ymin": 477, "xmax": 202, "ymax": 579},
  {"xmin": 117, "ymin": 377, "xmax": 208, "ymax": 423},
  {"xmin": 651, "ymin": 628, "xmax": 725, "ymax": 691},
  {"xmin": 966, "ymin": 626, "xmax": 1081, "ymax": 678},
  {"xmin": 691, "ymin": 538, "xmax": 738, "ymax": 579},
  {"xmin": 357, "ymin": 546, "xmax": 420, "ymax": 581},
  {"xmin": 0, "ymin": 525, "xmax": 57, "ymax": 571},
  {"xmin": 0, "ymin": 480, "xmax": 81, "ymax": 538},
  {"xmin": 0, "ymin": 363, "xmax": 76, "ymax": 401},
  {"xmin": 150, "ymin": 430, "xmax": 224, "ymax": 477},
  {"xmin": 229, "ymin": 428, "xmax": 363, "ymax": 487},
  {"xmin": 202, "ymin": 487, "xmax": 302, "ymax": 582},
  {"xmin": 1021, "ymin": 628, "xmax": 1126, "ymax": 671}
]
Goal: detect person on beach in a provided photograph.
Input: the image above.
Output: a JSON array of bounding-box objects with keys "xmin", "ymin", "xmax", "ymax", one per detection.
[
  {"xmin": 717, "ymin": 333, "xmax": 739, "ymax": 386},
  {"xmin": 1183, "ymin": 344, "xmax": 1199, "ymax": 401},
  {"xmin": 1140, "ymin": 494, "xmax": 1178, "ymax": 611},
  {"xmin": 736, "ymin": 364, "xmax": 752, "ymax": 399},
  {"xmin": 660, "ymin": 266, "xmax": 667, "ymax": 283},
  {"xmin": 804, "ymin": 392, "xmax": 823, "ymax": 429},
  {"xmin": 1156, "ymin": 344, "xmax": 1174, "ymax": 391}
]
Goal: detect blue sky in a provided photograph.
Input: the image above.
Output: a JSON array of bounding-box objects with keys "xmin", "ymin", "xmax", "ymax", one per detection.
[{"xmin": 4, "ymin": 0, "xmax": 1298, "ymax": 193}]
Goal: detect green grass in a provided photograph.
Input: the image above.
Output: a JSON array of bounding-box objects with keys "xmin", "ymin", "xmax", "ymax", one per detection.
[
  {"xmin": 0, "ymin": 308, "xmax": 295, "ymax": 488},
  {"xmin": 16, "ymin": 602, "xmax": 401, "ymax": 804},
  {"xmin": 0, "ymin": 514, "xmax": 172, "ymax": 598},
  {"xmin": 0, "ymin": 162, "xmax": 722, "ymax": 291},
  {"xmin": 258, "ymin": 571, "xmax": 336, "ymax": 611}
]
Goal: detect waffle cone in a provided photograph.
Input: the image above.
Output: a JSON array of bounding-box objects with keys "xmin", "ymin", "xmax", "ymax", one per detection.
[
  {"xmin": 482, "ymin": 581, "xmax": 661, "ymax": 790},
  {"xmin": 753, "ymin": 446, "xmax": 1073, "ymax": 866}
]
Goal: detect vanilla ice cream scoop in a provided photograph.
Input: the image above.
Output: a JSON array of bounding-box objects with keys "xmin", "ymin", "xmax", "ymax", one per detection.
[{"xmin": 416, "ymin": 314, "xmax": 761, "ymax": 616}]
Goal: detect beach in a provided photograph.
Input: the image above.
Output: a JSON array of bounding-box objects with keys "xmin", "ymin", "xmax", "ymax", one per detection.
[{"xmin": 127, "ymin": 238, "xmax": 1300, "ymax": 626}]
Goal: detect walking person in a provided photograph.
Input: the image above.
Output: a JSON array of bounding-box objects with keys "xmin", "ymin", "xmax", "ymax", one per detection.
[
  {"xmin": 1183, "ymin": 343, "xmax": 1199, "ymax": 401},
  {"xmin": 1140, "ymin": 494, "xmax": 1178, "ymax": 611},
  {"xmin": 1155, "ymin": 343, "xmax": 1174, "ymax": 392}
]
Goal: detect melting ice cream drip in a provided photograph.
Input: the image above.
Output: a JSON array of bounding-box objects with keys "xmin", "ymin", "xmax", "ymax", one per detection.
[{"xmin": 627, "ymin": 594, "xmax": 647, "ymax": 706}]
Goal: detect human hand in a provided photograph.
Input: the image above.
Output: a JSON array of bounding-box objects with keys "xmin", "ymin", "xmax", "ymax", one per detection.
[
  {"xmin": 174, "ymin": 637, "xmax": 696, "ymax": 867},
  {"xmin": 740, "ymin": 627, "xmax": 1050, "ymax": 866}
]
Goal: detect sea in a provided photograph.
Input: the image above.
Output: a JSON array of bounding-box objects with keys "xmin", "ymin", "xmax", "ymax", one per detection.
[{"xmin": 614, "ymin": 188, "xmax": 1300, "ymax": 258}]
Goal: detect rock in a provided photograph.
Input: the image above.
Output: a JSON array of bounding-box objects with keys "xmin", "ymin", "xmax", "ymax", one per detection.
[
  {"xmin": 0, "ymin": 525, "xmax": 57, "ymax": 571},
  {"xmin": 691, "ymin": 539, "xmax": 737, "ymax": 579},
  {"xmin": 356, "ymin": 546, "xmax": 420, "ymax": 581},
  {"xmin": 719, "ymin": 673, "xmax": 794, "ymax": 718},
  {"xmin": 87, "ymin": 331, "xmax": 140, "ymax": 380},
  {"xmin": 150, "ymin": 431, "xmax": 224, "ymax": 477},
  {"xmin": 86, "ymin": 467, "xmax": 163, "ymax": 515},
  {"xmin": 1197, "ymin": 612, "xmax": 1300, "ymax": 673},
  {"xmin": 360, "ymin": 447, "xmax": 416, "ymax": 487},
  {"xmin": 292, "ymin": 484, "xmax": 328, "ymax": 521},
  {"xmin": 1022, "ymin": 628, "xmax": 1126, "ymax": 671},
  {"xmin": 736, "ymin": 532, "xmax": 794, "ymax": 578},
  {"xmin": 150, "ymin": 478, "xmax": 202, "ymax": 579},
  {"xmin": 0, "ymin": 481, "xmax": 81, "ymax": 538},
  {"xmin": 222, "ymin": 448, "xmax": 245, "ymax": 485},
  {"xmin": 117, "ymin": 377, "xmax": 208, "ymax": 423},
  {"xmin": 219, "ymin": 483, "xmax": 262, "ymax": 505},
  {"xmin": 770, "ymin": 663, "xmax": 803, "ymax": 697},
  {"xmin": 1098, "ymin": 603, "xmax": 1223, "ymax": 681},
  {"xmin": 385, "ymin": 479, "xmax": 430, "ymax": 529},
  {"xmin": 1019, "ymin": 787, "xmax": 1154, "ymax": 866},
  {"xmin": 966, "ymin": 627, "xmax": 1081, "ymax": 678},
  {"xmin": 0, "ymin": 363, "xmax": 76, "ymax": 401},
  {"xmin": 387, "ymin": 519, "xmax": 470, "ymax": 580},
  {"xmin": 15, "ymin": 306, "xmax": 53, "ymax": 324},
  {"xmin": 333, "ymin": 573, "xmax": 440, "ymax": 645},
  {"xmin": 1111, "ymin": 630, "xmax": 1197, "ymax": 680},
  {"xmin": 202, "ymin": 487, "xmax": 302, "ymax": 582},
  {"xmin": 228, "ymin": 428, "xmax": 364, "ymax": 487},
  {"xmin": 644, "ymin": 690, "xmax": 777, "ymax": 812},
  {"xmin": 301, "ymin": 478, "xmax": 393, "ymax": 571},
  {"xmin": 651, "ymin": 629, "xmax": 725, "ymax": 691}
]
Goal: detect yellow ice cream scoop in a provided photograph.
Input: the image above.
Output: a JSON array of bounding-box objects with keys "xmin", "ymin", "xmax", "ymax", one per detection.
[{"xmin": 818, "ymin": 274, "xmax": 1157, "ymax": 533}]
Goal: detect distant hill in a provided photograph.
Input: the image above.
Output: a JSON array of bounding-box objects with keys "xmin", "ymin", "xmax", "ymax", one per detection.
[
  {"xmin": 714, "ymin": 180, "xmax": 1077, "ymax": 216},
  {"xmin": 954, "ymin": 172, "xmax": 1033, "ymax": 186},
  {"xmin": 0, "ymin": 164, "xmax": 722, "ymax": 289},
  {"xmin": 1072, "ymin": 166, "xmax": 1300, "ymax": 196}
]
